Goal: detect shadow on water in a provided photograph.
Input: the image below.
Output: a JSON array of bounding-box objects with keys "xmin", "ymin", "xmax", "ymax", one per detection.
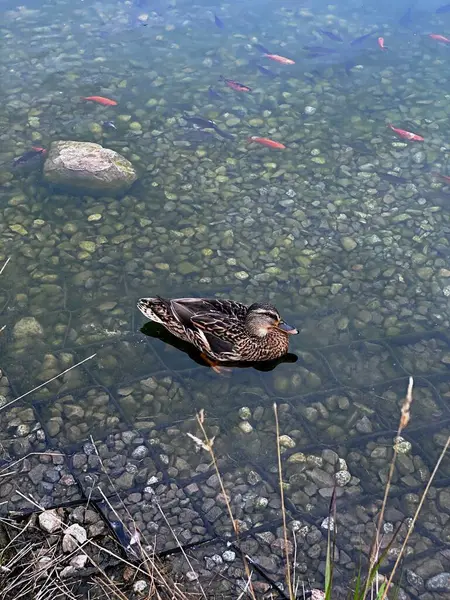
[{"xmin": 140, "ymin": 320, "xmax": 298, "ymax": 371}]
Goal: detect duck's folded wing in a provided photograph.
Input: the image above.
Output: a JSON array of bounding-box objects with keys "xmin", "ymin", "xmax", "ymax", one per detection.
[{"xmin": 190, "ymin": 312, "xmax": 236, "ymax": 356}]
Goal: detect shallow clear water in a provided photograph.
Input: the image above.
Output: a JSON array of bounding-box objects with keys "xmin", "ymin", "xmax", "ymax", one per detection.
[{"xmin": 1, "ymin": 0, "xmax": 450, "ymax": 596}]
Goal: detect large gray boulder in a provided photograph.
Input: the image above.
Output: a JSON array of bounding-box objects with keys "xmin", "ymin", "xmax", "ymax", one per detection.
[{"xmin": 43, "ymin": 140, "xmax": 137, "ymax": 195}]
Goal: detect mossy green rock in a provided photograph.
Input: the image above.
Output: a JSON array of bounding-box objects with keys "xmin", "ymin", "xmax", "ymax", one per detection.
[{"xmin": 43, "ymin": 141, "xmax": 137, "ymax": 196}]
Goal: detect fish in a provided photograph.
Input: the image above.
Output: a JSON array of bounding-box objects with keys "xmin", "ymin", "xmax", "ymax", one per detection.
[
  {"xmin": 254, "ymin": 43, "xmax": 271, "ymax": 54},
  {"xmin": 398, "ymin": 8, "xmax": 413, "ymax": 28},
  {"xmin": 378, "ymin": 37, "xmax": 387, "ymax": 50},
  {"xmin": 264, "ymin": 53, "xmax": 295, "ymax": 65},
  {"xmin": 81, "ymin": 96, "xmax": 118, "ymax": 106},
  {"xmin": 431, "ymin": 171, "xmax": 450, "ymax": 183},
  {"xmin": 378, "ymin": 172, "xmax": 407, "ymax": 184},
  {"xmin": 303, "ymin": 45, "xmax": 338, "ymax": 54},
  {"xmin": 219, "ymin": 75, "xmax": 252, "ymax": 92},
  {"xmin": 214, "ymin": 14, "xmax": 224, "ymax": 29},
  {"xmin": 184, "ymin": 116, "xmax": 234, "ymax": 140},
  {"xmin": 429, "ymin": 33, "xmax": 450, "ymax": 43},
  {"xmin": 247, "ymin": 136, "xmax": 286, "ymax": 149},
  {"xmin": 208, "ymin": 86, "xmax": 222, "ymax": 100},
  {"xmin": 256, "ymin": 64, "xmax": 277, "ymax": 78},
  {"xmin": 436, "ymin": 4, "xmax": 450, "ymax": 14},
  {"xmin": 388, "ymin": 124, "xmax": 424, "ymax": 141},
  {"xmin": 350, "ymin": 32, "xmax": 374, "ymax": 46},
  {"xmin": 318, "ymin": 29, "xmax": 343, "ymax": 42},
  {"xmin": 13, "ymin": 146, "xmax": 47, "ymax": 167},
  {"xmin": 102, "ymin": 120, "xmax": 117, "ymax": 130}
]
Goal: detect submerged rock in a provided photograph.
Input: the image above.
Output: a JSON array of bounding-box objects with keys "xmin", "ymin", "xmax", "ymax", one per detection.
[{"xmin": 43, "ymin": 140, "xmax": 137, "ymax": 195}]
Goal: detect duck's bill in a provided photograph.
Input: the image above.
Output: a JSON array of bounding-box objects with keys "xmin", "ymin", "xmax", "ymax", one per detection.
[{"xmin": 278, "ymin": 321, "xmax": 298, "ymax": 334}]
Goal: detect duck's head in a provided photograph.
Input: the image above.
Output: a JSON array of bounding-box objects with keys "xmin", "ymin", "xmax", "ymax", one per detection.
[{"xmin": 245, "ymin": 303, "xmax": 298, "ymax": 337}]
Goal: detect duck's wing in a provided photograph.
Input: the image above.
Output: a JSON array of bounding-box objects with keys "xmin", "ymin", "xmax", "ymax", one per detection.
[{"xmin": 170, "ymin": 298, "xmax": 247, "ymax": 322}]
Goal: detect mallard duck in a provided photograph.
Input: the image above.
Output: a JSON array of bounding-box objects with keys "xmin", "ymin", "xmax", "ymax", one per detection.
[{"xmin": 137, "ymin": 296, "xmax": 298, "ymax": 368}]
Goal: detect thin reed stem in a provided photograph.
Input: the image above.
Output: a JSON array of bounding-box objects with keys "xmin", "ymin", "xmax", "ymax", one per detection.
[
  {"xmin": 362, "ymin": 377, "xmax": 414, "ymax": 600},
  {"xmin": 381, "ymin": 433, "xmax": 450, "ymax": 600},
  {"xmin": 195, "ymin": 409, "xmax": 257, "ymax": 600},
  {"xmin": 0, "ymin": 353, "xmax": 96, "ymax": 413},
  {"xmin": 273, "ymin": 402, "xmax": 294, "ymax": 600}
]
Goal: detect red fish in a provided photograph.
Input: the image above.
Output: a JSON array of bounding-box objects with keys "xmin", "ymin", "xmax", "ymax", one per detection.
[
  {"xmin": 388, "ymin": 124, "xmax": 424, "ymax": 142},
  {"xmin": 264, "ymin": 53, "xmax": 295, "ymax": 65},
  {"xmin": 377, "ymin": 37, "xmax": 387, "ymax": 50},
  {"xmin": 432, "ymin": 171, "xmax": 450, "ymax": 183},
  {"xmin": 429, "ymin": 33, "xmax": 450, "ymax": 43},
  {"xmin": 13, "ymin": 146, "xmax": 47, "ymax": 167},
  {"xmin": 247, "ymin": 136, "xmax": 286, "ymax": 149},
  {"xmin": 219, "ymin": 75, "xmax": 252, "ymax": 92},
  {"xmin": 81, "ymin": 96, "xmax": 118, "ymax": 106}
]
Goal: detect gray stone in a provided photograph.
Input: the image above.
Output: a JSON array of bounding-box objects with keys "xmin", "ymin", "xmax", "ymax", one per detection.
[
  {"xmin": 63, "ymin": 524, "xmax": 87, "ymax": 553},
  {"xmin": 438, "ymin": 489, "xmax": 450, "ymax": 514},
  {"xmin": 43, "ymin": 141, "xmax": 137, "ymax": 196},
  {"xmin": 28, "ymin": 464, "xmax": 47, "ymax": 485},
  {"xmin": 426, "ymin": 573, "xmax": 450, "ymax": 592},
  {"xmin": 131, "ymin": 445, "xmax": 149, "ymax": 460},
  {"xmin": 341, "ymin": 236, "xmax": 357, "ymax": 251},
  {"xmin": 114, "ymin": 470, "xmax": 135, "ymax": 490},
  {"xmin": 39, "ymin": 510, "xmax": 61, "ymax": 534},
  {"xmin": 70, "ymin": 554, "xmax": 88, "ymax": 569},
  {"xmin": 309, "ymin": 467, "xmax": 334, "ymax": 488},
  {"xmin": 43, "ymin": 468, "xmax": 60, "ymax": 484},
  {"xmin": 222, "ymin": 550, "xmax": 236, "ymax": 562},
  {"xmin": 13, "ymin": 317, "xmax": 44, "ymax": 340}
]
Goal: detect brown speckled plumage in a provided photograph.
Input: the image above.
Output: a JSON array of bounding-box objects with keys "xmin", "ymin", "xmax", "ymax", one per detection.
[{"xmin": 137, "ymin": 296, "xmax": 298, "ymax": 363}]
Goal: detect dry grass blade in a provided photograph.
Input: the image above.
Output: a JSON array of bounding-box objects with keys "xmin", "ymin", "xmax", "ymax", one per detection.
[
  {"xmin": 363, "ymin": 377, "xmax": 414, "ymax": 599},
  {"xmin": 91, "ymin": 439, "xmax": 195, "ymax": 600},
  {"xmin": 380, "ymin": 432, "xmax": 450, "ymax": 600},
  {"xmin": 195, "ymin": 409, "xmax": 257, "ymax": 600},
  {"xmin": 273, "ymin": 402, "xmax": 294, "ymax": 600},
  {"xmin": 0, "ymin": 256, "xmax": 11, "ymax": 277},
  {"xmin": 0, "ymin": 353, "xmax": 96, "ymax": 413}
]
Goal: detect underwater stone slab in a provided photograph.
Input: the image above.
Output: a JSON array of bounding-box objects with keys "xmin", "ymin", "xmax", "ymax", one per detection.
[{"xmin": 43, "ymin": 141, "xmax": 137, "ymax": 195}]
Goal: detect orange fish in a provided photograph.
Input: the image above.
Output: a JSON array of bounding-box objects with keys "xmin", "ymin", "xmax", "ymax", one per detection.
[
  {"xmin": 248, "ymin": 136, "xmax": 286, "ymax": 149},
  {"xmin": 429, "ymin": 33, "xmax": 450, "ymax": 43},
  {"xmin": 432, "ymin": 171, "xmax": 450, "ymax": 183},
  {"xmin": 219, "ymin": 75, "xmax": 252, "ymax": 92},
  {"xmin": 263, "ymin": 53, "xmax": 295, "ymax": 65},
  {"xmin": 388, "ymin": 124, "xmax": 424, "ymax": 142},
  {"xmin": 81, "ymin": 96, "xmax": 118, "ymax": 106},
  {"xmin": 377, "ymin": 37, "xmax": 387, "ymax": 50}
]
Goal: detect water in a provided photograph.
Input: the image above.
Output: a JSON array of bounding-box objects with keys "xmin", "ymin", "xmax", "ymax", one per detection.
[{"xmin": 1, "ymin": 0, "xmax": 450, "ymax": 597}]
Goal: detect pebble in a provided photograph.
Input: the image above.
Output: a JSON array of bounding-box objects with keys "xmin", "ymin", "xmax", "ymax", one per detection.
[
  {"xmin": 426, "ymin": 573, "xmax": 450, "ymax": 592},
  {"xmin": 62, "ymin": 524, "xmax": 87, "ymax": 553},
  {"xmin": 13, "ymin": 317, "xmax": 44, "ymax": 339},
  {"xmin": 341, "ymin": 236, "xmax": 358, "ymax": 251},
  {"xmin": 222, "ymin": 550, "xmax": 236, "ymax": 562},
  {"xmin": 39, "ymin": 509, "xmax": 61, "ymax": 534}
]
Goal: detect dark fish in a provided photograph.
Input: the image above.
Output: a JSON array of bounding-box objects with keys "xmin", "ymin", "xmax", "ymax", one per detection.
[
  {"xmin": 208, "ymin": 86, "xmax": 222, "ymax": 100},
  {"xmin": 214, "ymin": 14, "xmax": 224, "ymax": 29},
  {"xmin": 399, "ymin": 7, "xmax": 413, "ymax": 26},
  {"xmin": 102, "ymin": 120, "xmax": 117, "ymax": 130},
  {"xmin": 184, "ymin": 115, "xmax": 234, "ymax": 140},
  {"xmin": 219, "ymin": 75, "xmax": 252, "ymax": 92},
  {"xmin": 378, "ymin": 172, "xmax": 408, "ymax": 184},
  {"xmin": 254, "ymin": 43, "xmax": 270, "ymax": 54},
  {"xmin": 436, "ymin": 4, "xmax": 450, "ymax": 14},
  {"xmin": 12, "ymin": 146, "xmax": 46, "ymax": 167},
  {"xmin": 303, "ymin": 45, "xmax": 338, "ymax": 54},
  {"xmin": 318, "ymin": 29, "xmax": 343, "ymax": 42},
  {"xmin": 256, "ymin": 64, "xmax": 277, "ymax": 78},
  {"xmin": 350, "ymin": 32, "xmax": 374, "ymax": 46},
  {"xmin": 344, "ymin": 59, "xmax": 357, "ymax": 75}
]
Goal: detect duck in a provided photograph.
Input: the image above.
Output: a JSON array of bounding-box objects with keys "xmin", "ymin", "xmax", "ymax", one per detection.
[{"xmin": 137, "ymin": 296, "xmax": 298, "ymax": 369}]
